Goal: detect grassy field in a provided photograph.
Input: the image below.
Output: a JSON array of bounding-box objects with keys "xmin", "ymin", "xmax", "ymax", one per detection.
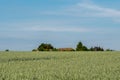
[{"xmin": 0, "ymin": 51, "xmax": 120, "ymax": 80}]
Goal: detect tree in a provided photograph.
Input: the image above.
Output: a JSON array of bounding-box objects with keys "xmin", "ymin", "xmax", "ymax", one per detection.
[
  {"xmin": 82, "ymin": 46, "xmax": 88, "ymax": 51},
  {"xmin": 90, "ymin": 47, "xmax": 94, "ymax": 51},
  {"xmin": 76, "ymin": 42, "xmax": 83, "ymax": 51},
  {"xmin": 32, "ymin": 49, "xmax": 38, "ymax": 52},
  {"xmin": 37, "ymin": 43, "xmax": 54, "ymax": 51},
  {"xmin": 106, "ymin": 49, "xmax": 113, "ymax": 51},
  {"xmin": 5, "ymin": 49, "xmax": 9, "ymax": 52},
  {"xmin": 90, "ymin": 46, "xmax": 104, "ymax": 51},
  {"xmin": 76, "ymin": 42, "xmax": 88, "ymax": 51}
]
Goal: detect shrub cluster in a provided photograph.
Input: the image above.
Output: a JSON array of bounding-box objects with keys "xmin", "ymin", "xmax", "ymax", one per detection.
[{"xmin": 33, "ymin": 41, "xmax": 113, "ymax": 51}]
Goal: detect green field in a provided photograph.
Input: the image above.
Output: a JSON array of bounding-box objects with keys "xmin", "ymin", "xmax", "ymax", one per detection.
[{"xmin": 0, "ymin": 51, "xmax": 120, "ymax": 80}]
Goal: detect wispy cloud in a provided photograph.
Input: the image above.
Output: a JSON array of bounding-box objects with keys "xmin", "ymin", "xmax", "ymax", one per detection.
[
  {"xmin": 43, "ymin": 2, "xmax": 120, "ymax": 22},
  {"xmin": 26, "ymin": 26, "xmax": 91, "ymax": 33},
  {"xmin": 77, "ymin": 3, "xmax": 120, "ymax": 17}
]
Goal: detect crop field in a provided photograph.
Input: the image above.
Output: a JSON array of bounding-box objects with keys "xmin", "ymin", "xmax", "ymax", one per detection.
[{"xmin": 0, "ymin": 51, "xmax": 120, "ymax": 80}]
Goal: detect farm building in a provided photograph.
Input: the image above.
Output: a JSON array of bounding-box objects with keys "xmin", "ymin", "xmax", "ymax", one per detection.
[{"xmin": 58, "ymin": 48, "xmax": 75, "ymax": 51}]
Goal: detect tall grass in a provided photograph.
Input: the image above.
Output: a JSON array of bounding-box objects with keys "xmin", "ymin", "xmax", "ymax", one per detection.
[{"xmin": 0, "ymin": 51, "xmax": 120, "ymax": 80}]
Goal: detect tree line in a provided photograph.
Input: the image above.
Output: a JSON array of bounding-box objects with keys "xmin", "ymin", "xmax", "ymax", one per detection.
[{"xmin": 32, "ymin": 41, "xmax": 113, "ymax": 51}]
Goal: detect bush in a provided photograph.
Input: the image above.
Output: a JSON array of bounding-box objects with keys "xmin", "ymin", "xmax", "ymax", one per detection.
[
  {"xmin": 5, "ymin": 49, "xmax": 9, "ymax": 52},
  {"xmin": 37, "ymin": 43, "xmax": 54, "ymax": 51},
  {"xmin": 32, "ymin": 49, "xmax": 38, "ymax": 52}
]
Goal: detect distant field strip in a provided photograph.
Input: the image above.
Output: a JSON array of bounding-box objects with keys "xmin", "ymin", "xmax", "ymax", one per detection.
[{"xmin": 0, "ymin": 51, "xmax": 120, "ymax": 80}]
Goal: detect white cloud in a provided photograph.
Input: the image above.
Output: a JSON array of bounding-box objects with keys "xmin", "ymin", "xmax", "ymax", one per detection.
[
  {"xmin": 0, "ymin": 20, "xmax": 94, "ymax": 33},
  {"xmin": 26, "ymin": 26, "xmax": 91, "ymax": 33},
  {"xmin": 43, "ymin": 2, "xmax": 120, "ymax": 22},
  {"xmin": 77, "ymin": 3, "xmax": 120, "ymax": 17}
]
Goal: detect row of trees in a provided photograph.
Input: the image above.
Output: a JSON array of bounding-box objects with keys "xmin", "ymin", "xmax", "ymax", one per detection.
[{"xmin": 33, "ymin": 41, "xmax": 113, "ymax": 51}]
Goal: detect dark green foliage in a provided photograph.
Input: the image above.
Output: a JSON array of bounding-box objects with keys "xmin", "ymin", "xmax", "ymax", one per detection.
[
  {"xmin": 76, "ymin": 42, "xmax": 88, "ymax": 51},
  {"xmin": 90, "ymin": 46, "xmax": 104, "ymax": 51},
  {"xmin": 76, "ymin": 42, "xmax": 83, "ymax": 51},
  {"xmin": 37, "ymin": 43, "xmax": 54, "ymax": 51},
  {"xmin": 82, "ymin": 46, "xmax": 88, "ymax": 51},
  {"xmin": 34, "ymin": 41, "xmax": 112, "ymax": 52},
  {"xmin": 32, "ymin": 49, "xmax": 38, "ymax": 52},
  {"xmin": 89, "ymin": 47, "xmax": 94, "ymax": 51},
  {"xmin": 106, "ymin": 49, "xmax": 113, "ymax": 51},
  {"xmin": 5, "ymin": 49, "xmax": 9, "ymax": 52}
]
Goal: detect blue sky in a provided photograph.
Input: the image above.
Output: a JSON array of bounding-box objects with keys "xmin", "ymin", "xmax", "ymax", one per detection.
[{"xmin": 0, "ymin": 0, "xmax": 120, "ymax": 51}]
